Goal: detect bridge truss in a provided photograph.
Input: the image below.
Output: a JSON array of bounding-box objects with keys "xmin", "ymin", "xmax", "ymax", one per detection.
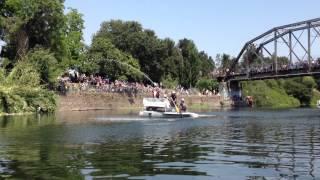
[{"xmin": 229, "ymin": 17, "xmax": 320, "ymax": 77}]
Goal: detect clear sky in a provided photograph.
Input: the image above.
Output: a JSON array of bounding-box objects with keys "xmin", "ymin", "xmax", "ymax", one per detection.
[{"xmin": 64, "ymin": 0, "xmax": 320, "ymax": 58}]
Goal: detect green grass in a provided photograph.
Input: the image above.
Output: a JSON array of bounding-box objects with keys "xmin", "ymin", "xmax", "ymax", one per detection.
[
  {"xmin": 310, "ymin": 89, "xmax": 320, "ymax": 108},
  {"xmin": 241, "ymin": 80, "xmax": 301, "ymax": 108}
]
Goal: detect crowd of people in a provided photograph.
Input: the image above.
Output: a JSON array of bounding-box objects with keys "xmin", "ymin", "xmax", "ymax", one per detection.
[
  {"xmin": 214, "ymin": 59, "xmax": 320, "ymax": 77},
  {"xmin": 58, "ymin": 73, "xmax": 147, "ymax": 95},
  {"xmin": 57, "ymin": 70, "xmax": 214, "ymax": 98},
  {"xmin": 242, "ymin": 60, "xmax": 320, "ymax": 75}
]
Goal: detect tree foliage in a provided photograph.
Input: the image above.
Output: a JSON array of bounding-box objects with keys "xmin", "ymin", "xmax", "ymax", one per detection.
[
  {"xmin": 64, "ymin": 8, "xmax": 85, "ymax": 65},
  {"xmin": 92, "ymin": 20, "xmax": 215, "ymax": 86},
  {"xmin": 242, "ymin": 77, "xmax": 319, "ymax": 108},
  {"xmin": 196, "ymin": 78, "xmax": 219, "ymax": 92},
  {"xmin": 242, "ymin": 80, "xmax": 300, "ymax": 108},
  {"xmin": 0, "ymin": 0, "xmax": 66, "ymax": 61},
  {"xmin": 0, "ymin": 1, "xmax": 87, "ymax": 113},
  {"xmin": 86, "ymin": 36, "xmax": 142, "ymax": 81},
  {"xmin": 25, "ymin": 48, "xmax": 61, "ymax": 86},
  {"xmin": 283, "ymin": 77, "xmax": 316, "ymax": 106}
]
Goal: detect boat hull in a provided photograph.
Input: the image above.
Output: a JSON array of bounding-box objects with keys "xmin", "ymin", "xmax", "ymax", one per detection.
[{"xmin": 139, "ymin": 111, "xmax": 199, "ymax": 118}]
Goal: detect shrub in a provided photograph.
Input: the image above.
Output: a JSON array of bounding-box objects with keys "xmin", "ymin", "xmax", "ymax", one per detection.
[
  {"xmin": 242, "ymin": 80, "xmax": 300, "ymax": 108},
  {"xmin": 26, "ymin": 48, "xmax": 62, "ymax": 87},
  {"xmin": 196, "ymin": 78, "xmax": 219, "ymax": 92},
  {"xmin": 6, "ymin": 62, "xmax": 40, "ymax": 87},
  {"xmin": 283, "ymin": 77, "xmax": 315, "ymax": 106},
  {"xmin": 0, "ymin": 62, "xmax": 56, "ymax": 114}
]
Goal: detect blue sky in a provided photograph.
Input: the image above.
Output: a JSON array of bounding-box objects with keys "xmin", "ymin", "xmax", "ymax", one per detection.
[{"xmin": 64, "ymin": 0, "xmax": 320, "ymax": 58}]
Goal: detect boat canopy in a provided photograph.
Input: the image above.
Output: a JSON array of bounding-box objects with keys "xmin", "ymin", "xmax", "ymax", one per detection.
[{"xmin": 143, "ymin": 98, "xmax": 168, "ymax": 108}]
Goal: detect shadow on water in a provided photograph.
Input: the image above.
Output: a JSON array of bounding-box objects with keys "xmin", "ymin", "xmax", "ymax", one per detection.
[{"xmin": 0, "ymin": 108, "xmax": 319, "ymax": 179}]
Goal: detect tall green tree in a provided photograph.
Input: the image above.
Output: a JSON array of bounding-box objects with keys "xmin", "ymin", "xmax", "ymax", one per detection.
[
  {"xmin": 198, "ymin": 51, "xmax": 215, "ymax": 76},
  {"xmin": 216, "ymin": 53, "xmax": 233, "ymax": 71},
  {"xmin": 64, "ymin": 8, "xmax": 85, "ymax": 66},
  {"xmin": 160, "ymin": 38, "xmax": 183, "ymax": 80},
  {"xmin": 94, "ymin": 20, "xmax": 165, "ymax": 82},
  {"xmin": 0, "ymin": 0, "xmax": 66, "ymax": 62},
  {"xmin": 86, "ymin": 36, "xmax": 141, "ymax": 81},
  {"xmin": 178, "ymin": 38, "xmax": 201, "ymax": 87},
  {"xmin": 92, "ymin": 20, "xmax": 214, "ymax": 86}
]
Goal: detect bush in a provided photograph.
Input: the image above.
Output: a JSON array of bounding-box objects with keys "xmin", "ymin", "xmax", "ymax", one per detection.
[
  {"xmin": 283, "ymin": 77, "xmax": 315, "ymax": 106},
  {"xmin": 0, "ymin": 63, "xmax": 57, "ymax": 114},
  {"xmin": 0, "ymin": 86, "xmax": 56, "ymax": 114},
  {"xmin": 196, "ymin": 78, "xmax": 219, "ymax": 92},
  {"xmin": 6, "ymin": 61, "xmax": 41, "ymax": 87},
  {"xmin": 242, "ymin": 77, "xmax": 320, "ymax": 108},
  {"xmin": 310, "ymin": 89, "xmax": 320, "ymax": 107},
  {"xmin": 242, "ymin": 80, "xmax": 300, "ymax": 108},
  {"xmin": 26, "ymin": 48, "xmax": 62, "ymax": 87}
]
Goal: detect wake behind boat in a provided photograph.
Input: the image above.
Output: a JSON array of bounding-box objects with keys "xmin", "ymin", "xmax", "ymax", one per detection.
[{"xmin": 139, "ymin": 98, "xmax": 199, "ymax": 118}]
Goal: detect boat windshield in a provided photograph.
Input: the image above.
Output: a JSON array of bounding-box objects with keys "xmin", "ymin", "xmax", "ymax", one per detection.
[{"xmin": 143, "ymin": 98, "xmax": 168, "ymax": 108}]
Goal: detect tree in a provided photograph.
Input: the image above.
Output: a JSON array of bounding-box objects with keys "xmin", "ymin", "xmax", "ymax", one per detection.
[
  {"xmin": 86, "ymin": 36, "xmax": 141, "ymax": 81},
  {"xmin": 198, "ymin": 51, "xmax": 215, "ymax": 77},
  {"xmin": 284, "ymin": 76, "xmax": 317, "ymax": 106},
  {"xmin": 94, "ymin": 20, "xmax": 165, "ymax": 82},
  {"xmin": 159, "ymin": 38, "xmax": 183, "ymax": 81},
  {"xmin": 196, "ymin": 78, "xmax": 219, "ymax": 92},
  {"xmin": 63, "ymin": 8, "xmax": 85, "ymax": 65},
  {"xmin": 0, "ymin": 0, "xmax": 66, "ymax": 62},
  {"xmin": 92, "ymin": 20, "xmax": 214, "ymax": 86},
  {"xmin": 178, "ymin": 38, "xmax": 201, "ymax": 87},
  {"xmin": 216, "ymin": 53, "xmax": 232, "ymax": 71},
  {"xmin": 25, "ymin": 48, "xmax": 60, "ymax": 87}
]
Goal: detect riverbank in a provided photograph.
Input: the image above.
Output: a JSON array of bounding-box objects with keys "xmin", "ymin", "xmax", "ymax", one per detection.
[
  {"xmin": 57, "ymin": 92, "xmax": 223, "ymax": 112},
  {"xmin": 241, "ymin": 77, "xmax": 320, "ymax": 108}
]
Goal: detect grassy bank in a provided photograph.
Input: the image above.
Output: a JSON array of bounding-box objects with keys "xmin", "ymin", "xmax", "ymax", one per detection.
[{"xmin": 241, "ymin": 77, "xmax": 320, "ymax": 108}]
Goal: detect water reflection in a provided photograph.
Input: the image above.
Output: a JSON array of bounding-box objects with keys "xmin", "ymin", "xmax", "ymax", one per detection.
[{"xmin": 0, "ymin": 109, "xmax": 319, "ymax": 179}]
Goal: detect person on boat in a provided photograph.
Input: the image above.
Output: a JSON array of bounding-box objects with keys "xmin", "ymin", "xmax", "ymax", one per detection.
[
  {"xmin": 155, "ymin": 88, "xmax": 160, "ymax": 98},
  {"xmin": 152, "ymin": 88, "xmax": 157, "ymax": 98},
  {"xmin": 170, "ymin": 91, "xmax": 177, "ymax": 107},
  {"xmin": 163, "ymin": 94, "xmax": 171, "ymax": 111},
  {"xmin": 179, "ymin": 98, "xmax": 187, "ymax": 112}
]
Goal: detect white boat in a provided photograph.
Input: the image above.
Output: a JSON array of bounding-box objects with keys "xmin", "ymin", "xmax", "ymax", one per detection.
[{"xmin": 139, "ymin": 98, "xmax": 199, "ymax": 118}]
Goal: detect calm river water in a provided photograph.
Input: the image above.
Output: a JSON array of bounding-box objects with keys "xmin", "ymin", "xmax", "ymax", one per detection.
[{"xmin": 0, "ymin": 108, "xmax": 319, "ymax": 179}]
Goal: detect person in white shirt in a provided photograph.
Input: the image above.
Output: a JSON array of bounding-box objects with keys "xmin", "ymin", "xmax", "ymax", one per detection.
[{"xmin": 163, "ymin": 94, "xmax": 171, "ymax": 111}]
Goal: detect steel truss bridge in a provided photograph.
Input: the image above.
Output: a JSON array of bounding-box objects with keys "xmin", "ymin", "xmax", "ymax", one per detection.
[{"xmin": 219, "ymin": 17, "xmax": 320, "ymax": 82}]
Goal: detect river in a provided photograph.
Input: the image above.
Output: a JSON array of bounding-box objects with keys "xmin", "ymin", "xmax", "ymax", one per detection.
[{"xmin": 0, "ymin": 108, "xmax": 319, "ymax": 179}]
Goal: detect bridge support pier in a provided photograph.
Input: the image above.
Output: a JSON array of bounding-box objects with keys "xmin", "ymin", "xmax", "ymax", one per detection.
[
  {"xmin": 229, "ymin": 81, "xmax": 242, "ymax": 100},
  {"xmin": 219, "ymin": 81, "xmax": 229, "ymax": 100},
  {"xmin": 219, "ymin": 81, "xmax": 242, "ymax": 101}
]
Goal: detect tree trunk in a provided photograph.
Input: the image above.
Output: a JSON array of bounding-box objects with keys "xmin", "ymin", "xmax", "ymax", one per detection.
[{"xmin": 16, "ymin": 29, "xmax": 29, "ymax": 59}]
